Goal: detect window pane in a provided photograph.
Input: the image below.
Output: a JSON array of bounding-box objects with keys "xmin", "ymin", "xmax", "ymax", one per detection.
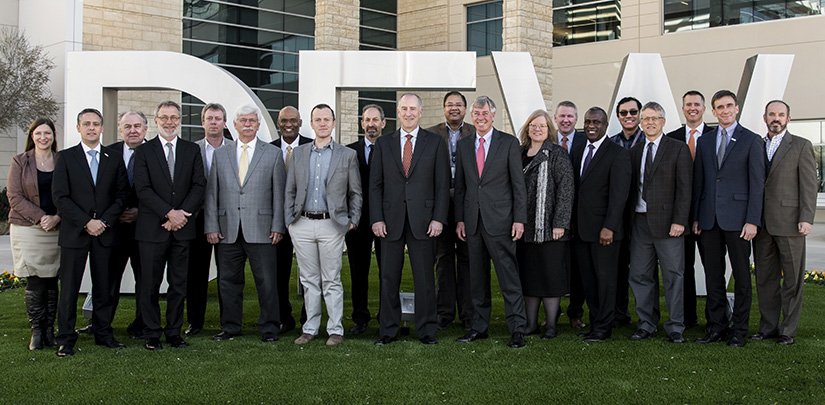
[
  {"xmin": 361, "ymin": 9, "xmax": 397, "ymax": 31},
  {"xmin": 361, "ymin": 0, "xmax": 397, "ymax": 13},
  {"xmin": 360, "ymin": 27, "xmax": 397, "ymax": 49},
  {"xmin": 553, "ymin": 0, "xmax": 621, "ymax": 46},
  {"xmin": 665, "ymin": 0, "xmax": 823, "ymax": 33}
]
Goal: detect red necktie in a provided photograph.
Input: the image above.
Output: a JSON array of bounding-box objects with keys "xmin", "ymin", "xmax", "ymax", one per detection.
[
  {"xmin": 688, "ymin": 129, "xmax": 696, "ymax": 161},
  {"xmin": 476, "ymin": 137, "xmax": 486, "ymax": 178},
  {"xmin": 403, "ymin": 134, "xmax": 413, "ymax": 177}
]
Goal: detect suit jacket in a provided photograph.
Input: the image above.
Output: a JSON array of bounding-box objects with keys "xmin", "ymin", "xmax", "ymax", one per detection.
[
  {"xmin": 370, "ymin": 128, "xmax": 450, "ymax": 240},
  {"xmin": 692, "ymin": 124, "xmax": 765, "ymax": 231},
  {"xmin": 666, "ymin": 124, "xmax": 716, "ymax": 145},
  {"xmin": 628, "ymin": 135, "xmax": 693, "ymax": 238},
  {"xmin": 346, "ymin": 138, "xmax": 376, "ymax": 231},
  {"xmin": 571, "ymin": 138, "xmax": 631, "ymax": 242},
  {"xmin": 285, "ymin": 140, "xmax": 362, "ymax": 235},
  {"xmin": 560, "ymin": 130, "xmax": 587, "ymax": 157},
  {"xmin": 426, "ymin": 122, "xmax": 475, "ymax": 149},
  {"xmin": 194, "ymin": 137, "xmax": 227, "ymax": 179},
  {"xmin": 52, "ymin": 143, "xmax": 129, "ymax": 248},
  {"xmin": 271, "ymin": 135, "xmax": 313, "ymax": 150},
  {"xmin": 133, "ymin": 136, "xmax": 206, "ymax": 242},
  {"xmin": 7, "ymin": 149, "xmax": 56, "ymax": 226},
  {"xmin": 762, "ymin": 132, "xmax": 817, "ymax": 236},
  {"xmin": 454, "ymin": 129, "xmax": 527, "ymax": 236},
  {"xmin": 107, "ymin": 141, "xmax": 139, "ymax": 209},
  {"xmin": 204, "ymin": 139, "xmax": 286, "ymax": 243}
]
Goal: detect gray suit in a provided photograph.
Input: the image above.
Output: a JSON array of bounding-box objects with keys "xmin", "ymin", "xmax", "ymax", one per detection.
[{"xmin": 204, "ymin": 139, "xmax": 285, "ymax": 336}]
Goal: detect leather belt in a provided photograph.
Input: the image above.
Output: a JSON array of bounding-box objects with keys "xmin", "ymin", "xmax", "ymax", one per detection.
[{"xmin": 302, "ymin": 211, "xmax": 330, "ymax": 220}]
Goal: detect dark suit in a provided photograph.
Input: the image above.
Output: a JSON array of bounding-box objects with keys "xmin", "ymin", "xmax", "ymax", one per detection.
[
  {"xmin": 571, "ymin": 137, "xmax": 631, "ymax": 338},
  {"xmin": 134, "ymin": 136, "xmax": 206, "ymax": 340},
  {"xmin": 106, "ymin": 141, "xmax": 144, "ymax": 336},
  {"xmin": 345, "ymin": 137, "xmax": 382, "ymax": 327},
  {"xmin": 753, "ymin": 132, "xmax": 816, "ymax": 338},
  {"xmin": 692, "ymin": 123, "xmax": 765, "ymax": 337},
  {"xmin": 667, "ymin": 123, "xmax": 715, "ymax": 326},
  {"xmin": 270, "ymin": 135, "xmax": 313, "ymax": 330},
  {"xmin": 559, "ymin": 130, "xmax": 587, "ymax": 321},
  {"xmin": 426, "ymin": 122, "xmax": 475, "ymax": 328},
  {"xmin": 627, "ymin": 135, "xmax": 692, "ymax": 335},
  {"xmin": 454, "ymin": 129, "xmax": 527, "ymax": 335},
  {"xmin": 53, "ymin": 143, "xmax": 129, "ymax": 348},
  {"xmin": 370, "ymin": 127, "xmax": 450, "ymax": 339}
]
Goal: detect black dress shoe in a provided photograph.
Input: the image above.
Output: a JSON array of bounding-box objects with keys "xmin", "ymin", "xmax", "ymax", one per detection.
[
  {"xmin": 168, "ymin": 336, "xmax": 189, "ymax": 348},
  {"xmin": 695, "ymin": 330, "xmax": 727, "ymax": 344},
  {"xmin": 684, "ymin": 320, "xmax": 699, "ymax": 328},
  {"xmin": 212, "ymin": 331, "xmax": 239, "ymax": 341},
  {"xmin": 76, "ymin": 324, "xmax": 93, "ymax": 334},
  {"xmin": 456, "ymin": 329, "xmax": 488, "ymax": 343},
  {"xmin": 668, "ymin": 332, "xmax": 686, "ymax": 344},
  {"xmin": 374, "ymin": 335, "xmax": 397, "ymax": 345},
  {"xmin": 583, "ymin": 333, "xmax": 608, "ymax": 342},
  {"xmin": 508, "ymin": 332, "xmax": 525, "ymax": 348},
  {"xmin": 261, "ymin": 333, "xmax": 279, "ymax": 343},
  {"xmin": 144, "ymin": 338, "xmax": 163, "ymax": 351},
  {"xmin": 96, "ymin": 339, "xmax": 126, "ymax": 349},
  {"xmin": 727, "ymin": 334, "xmax": 745, "ymax": 347},
  {"xmin": 542, "ymin": 328, "xmax": 558, "ymax": 340},
  {"xmin": 130, "ymin": 333, "xmax": 145, "ymax": 340},
  {"xmin": 419, "ymin": 335, "xmax": 438, "ymax": 345},
  {"xmin": 349, "ymin": 323, "xmax": 368, "ymax": 335},
  {"xmin": 57, "ymin": 345, "xmax": 74, "ymax": 357},
  {"xmin": 577, "ymin": 331, "xmax": 591, "ymax": 338},
  {"xmin": 777, "ymin": 335, "xmax": 794, "ymax": 345},
  {"xmin": 184, "ymin": 325, "xmax": 202, "ymax": 337},
  {"xmin": 749, "ymin": 332, "xmax": 779, "ymax": 341},
  {"xmin": 280, "ymin": 323, "xmax": 296, "ymax": 334},
  {"xmin": 437, "ymin": 318, "xmax": 453, "ymax": 330},
  {"xmin": 525, "ymin": 327, "xmax": 541, "ymax": 336},
  {"xmin": 629, "ymin": 329, "xmax": 654, "ymax": 341}
]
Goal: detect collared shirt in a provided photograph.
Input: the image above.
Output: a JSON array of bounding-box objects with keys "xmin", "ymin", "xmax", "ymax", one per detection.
[
  {"xmin": 236, "ymin": 138, "xmax": 256, "ymax": 165},
  {"xmin": 81, "ymin": 142, "xmax": 102, "ymax": 169},
  {"xmin": 636, "ymin": 134, "xmax": 663, "ymax": 213},
  {"xmin": 121, "ymin": 141, "xmax": 142, "ymax": 167},
  {"xmin": 475, "ymin": 128, "xmax": 493, "ymax": 160},
  {"xmin": 716, "ymin": 121, "xmax": 738, "ymax": 153},
  {"xmin": 160, "ymin": 135, "xmax": 178, "ymax": 160},
  {"xmin": 558, "ymin": 131, "xmax": 575, "ymax": 155},
  {"xmin": 611, "ymin": 127, "xmax": 644, "ymax": 150},
  {"xmin": 280, "ymin": 135, "xmax": 301, "ymax": 163},
  {"xmin": 764, "ymin": 130, "xmax": 787, "ymax": 162},
  {"xmin": 580, "ymin": 134, "xmax": 607, "ymax": 176},
  {"xmin": 447, "ymin": 121, "xmax": 463, "ymax": 168},
  {"xmin": 684, "ymin": 122, "xmax": 706, "ymax": 143},
  {"xmin": 364, "ymin": 137, "xmax": 375, "ymax": 163},
  {"xmin": 400, "ymin": 126, "xmax": 420, "ymax": 160},
  {"xmin": 204, "ymin": 138, "xmax": 225, "ymax": 173},
  {"xmin": 304, "ymin": 142, "xmax": 333, "ymax": 212}
]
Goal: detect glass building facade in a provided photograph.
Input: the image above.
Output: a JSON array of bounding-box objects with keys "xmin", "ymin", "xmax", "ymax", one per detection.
[
  {"xmin": 359, "ymin": 0, "xmax": 398, "ymax": 135},
  {"xmin": 466, "ymin": 1, "xmax": 503, "ymax": 56},
  {"xmin": 664, "ymin": 0, "xmax": 823, "ymax": 33},
  {"xmin": 553, "ymin": 0, "xmax": 621, "ymax": 46}
]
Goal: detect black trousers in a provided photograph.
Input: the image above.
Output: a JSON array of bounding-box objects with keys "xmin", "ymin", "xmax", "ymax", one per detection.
[
  {"xmin": 57, "ymin": 239, "xmax": 115, "ymax": 347},
  {"xmin": 186, "ymin": 211, "xmax": 214, "ymax": 329},
  {"xmin": 139, "ymin": 238, "xmax": 190, "ymax": 339},
  {"xmin": 275, "ymin": 231, "xmax": 303, "ymax": 328},
  {"xmin": 575, "ymin": 239, "xmax": 621, "ymax": 337},
  {"xmin": 683, "ymin": 232, "xmax": 703, "ymax": 326},
  {"xmin": 109, "ymin": 223, "xmax": 144, "ymax": 336},
  {"xmin": 699, "ymin": 223, "xmax": 752, "ymax": 336},
  {"xmin": 434, "ymin": 201, "xmax": 473, "ymax": 327},
  {"xmin": 614, "ymin": 237, "xmax": 632, "ymax": 324},
  {"xmin": 345, "ymin": 225, "xmax": 381, "ymax": 326}
]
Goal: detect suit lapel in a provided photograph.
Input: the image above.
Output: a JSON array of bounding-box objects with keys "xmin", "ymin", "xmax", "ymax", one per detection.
[
  {"xmin": 73, "ymin": 145, "xmax": 97, "ymax": 188},
  {"xmin": 326, "ymin": 141, "xmax": 342, "ymax": 185},
  {"xmin": 295, "ymin": 145, "xmax": 310, "ymax": 203},
  {"xmin": 719, "ymin": 126, "xmax": 742, "ymax": 168},
  {"xmin": 387, "ymin": 131, "xmax": 404, "ymax": 174},
  {"xmin": 240, "ymin": 140, "xmax": 266, "ymax": 187},
  {"xmin": 581, "ymin": 140, "xmax": 609, "ymax": 184},
  {"xmin": 152, "ymin": 138, "xmax": 174, "ymax": 187},
  {"xmin": 768, "ymin": 132, "xmax": 793, "ymax": 177},
  {"xmin": 480, "ymin": 130, "xmax": 502, "ymax": 181},
  {"xmin": 649, "ymin": 136, "xmax": 668, "ymax": 176},
  {"xmin": 408, "ymin": 131, "xmax": 428, "ymax": 176}
]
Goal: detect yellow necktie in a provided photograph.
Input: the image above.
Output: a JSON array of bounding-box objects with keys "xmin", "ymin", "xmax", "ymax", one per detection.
[
  {"xmin": 239, "ymin": 144, "xmax": 249, "ymax": 184},
  {"xmin": 285, "ymin": 145, "xmax": 292, "ymax": 174}
]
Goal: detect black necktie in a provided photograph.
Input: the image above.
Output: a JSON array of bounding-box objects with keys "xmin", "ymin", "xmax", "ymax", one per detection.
[
  {"xmin": 368, "ymin": 144, "xmax": 374, "ymax": 166},
  {"xmin": 582, "ymin": 144, "xmax": 594, "ymax": 174},
  {"xmin": 643, "ymin": 142, "xmax": 654, "ymax": 201},
  {"xmin": 127, "ymin": 149, "xmax": 135, "ymax": 186}
]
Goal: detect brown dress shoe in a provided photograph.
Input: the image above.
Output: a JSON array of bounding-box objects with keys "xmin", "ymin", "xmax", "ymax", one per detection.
[
  {"xmin": 294, "ymin": 333, "xmax": 317, "ymax": 345},
  {"xmin": 570, "ymin": 318, "xmax": 586, "ymax": 330},
  {"xmin": 777, "ymin": 335, "xmax": 794, "ymax": 345},
  {"xmin": 326, "ymin": 334, "xmax": 344, "ymax": 346}
]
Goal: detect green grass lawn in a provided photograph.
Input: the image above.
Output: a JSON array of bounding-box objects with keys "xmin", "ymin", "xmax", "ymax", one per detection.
[{"xmin": 0, "ymin": 256, "xmax": 823, "ymax": 403}]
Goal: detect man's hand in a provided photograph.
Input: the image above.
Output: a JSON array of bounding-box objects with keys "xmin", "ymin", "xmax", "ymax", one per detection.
[
  {"xmin": 372, "ymin": 221, "xmax": 387, "ymax": 238},
  {"xmin": 799, "ymin": 222, "xmax": 812, "ymax": 236},
  {"xmin": 669, "ymin": 223, "xmax": 685, "ymax": 238},
  {"xmin": 348, "ymin": 223, "xmax": 355, "ymax": 232},
  {"xmin": 692, "ymin": 221, "xmax": 701, "ymax": 235},
  {"xmin": 740, "ymin": 223, "xmax": 757, "ymax": 241},
  {"xmin": 40, "ymin": 215, "xmax": 61, "ymax": 232},
  {"xmin": 552, "ymin": 228, "xmax": 565, "ymax": 240},
  {"xmin": 119, "ymin": 207, "xmax": 138, "ymax": 223},
  {"xmin": 206, "ymin": 232, "xmax": 223, "ymax": 244},
  {"xmin": 427, "ymin": 220, "xmax": 443, "ymax": 238},
  {"xmin": 599, "ymin": 227, "xmax": 614, "ymax": 246},
  {"xmin": 166, "ymin": 209, "xmax": 191, "ymax": 230},
  {"xmin": 511, "ymin": 222, "xmax": 524, "ymax": 241},
  {"xmin": 456, "ymin": 222, "xmax": 466, "ymax": 242},
  {"xmin": 85, "ymin": 219, "xmax": 105, "ymax": 236},
  {"xmin": 270, "ymin": 232, "xmax": 283, "ymax": 245}
]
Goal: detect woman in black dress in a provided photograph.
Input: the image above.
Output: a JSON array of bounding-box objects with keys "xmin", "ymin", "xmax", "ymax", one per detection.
[{"xmin": 517, "ymin": 109, "xmax": 574, "ymax": 339}]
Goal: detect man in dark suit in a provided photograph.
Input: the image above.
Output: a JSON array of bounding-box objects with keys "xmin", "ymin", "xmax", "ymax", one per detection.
[
  {"xmin": 370, "ymin": 93, "xmax": 450, "ymax": 345},
  {"xmin": 666, "ymin": 90, "xmax": 715, "ymax": 328},
  {"xmin": 609, "ymin": 96, "xmax": 644, "ymax": 328},
  {"xmin": 107, "ymin": 111, "xmax": 147, "ymax": 340},
  {"xmin": 692, "ymin": 90, "xmax": 765, "ymax": 347},
  {"xmin": 53, "ymin": 108, "xmax": 129, "ymax": 357},
  {"xmin": 454, "ymin": 96, "xmax": 528, "ymax": 348},
  {"xmin": 345, "ymin": 104, "xmax": 385, "ymax": 335},
  {"xmin": 571, "ymin": 107, "xmax": 632, "ymax": 342},
  {"xmin": 554, "ymin": 100, "xmax": 588, "ymax": 330},
  {"xmin": 206, "ymin": 104, "xmax": 285, "ymax": 343},
  {"xmin": 627, "ymin": 102, "xmax": 693, "ymax": 344},
  {"xmin": 186, "ymin": 103, "xmax": 228, "ymax": 337},
  {"xmin": 751, "ymin": 100, "xmax": 816, "ymax": 346},
  {"xmin": 270, "ymin": 105, "xmax": 313, "ymax": 333},
  {"xmin": 134, "ymin": 100, "xmax": 206, "ymax": 350},
  {"xmin": 425, "ymin": 91, "xmax": 475, "ymax": 330}
]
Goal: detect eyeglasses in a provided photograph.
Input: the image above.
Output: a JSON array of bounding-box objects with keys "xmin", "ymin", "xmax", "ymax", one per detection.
[
  {"xmin": 640, "ymin": 116, "xmax": 664, "ymax": 123},
  {"xmin": 472, "ymin": 111, "xmax": 492, "ymax": 118},
  {"xmin": 157, "ymin": 115, "xmax": 180, "ymax": 122},
  {"xmin": 529, "ymin": 124, "xmax": 548, "ymax": 130},
  {"xmin": 618, "ymin": 109, "xmax": 639, "ymax": 117},
  {"xmin": 238, "ymin": 118, "xmax": 259, "ymax": 124}
]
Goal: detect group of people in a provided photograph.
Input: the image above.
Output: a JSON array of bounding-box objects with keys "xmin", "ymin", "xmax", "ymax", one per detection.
[{"xmin": 8, "ymin": 88, "xmax": 814, "ymax": 357}]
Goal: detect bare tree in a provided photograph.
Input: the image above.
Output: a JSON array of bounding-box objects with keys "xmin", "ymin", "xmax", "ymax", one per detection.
[{"xmin": 0, "ymin": 28, "xmax": 58, "ymax": 133}]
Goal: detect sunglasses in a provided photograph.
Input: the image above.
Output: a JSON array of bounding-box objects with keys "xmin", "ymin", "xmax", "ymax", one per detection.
[{"xmin": 618, "ymin": 109, "xmax": 639, "ymax": 117}]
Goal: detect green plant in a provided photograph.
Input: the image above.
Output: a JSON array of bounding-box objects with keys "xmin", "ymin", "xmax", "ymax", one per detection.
[
  {"xmin": 0, "ymin": 187, "xmax": 10, "ymax": 222},
  {"xmin": 0, "ymin": 270, "xmax": 25, "ymax": 292}
]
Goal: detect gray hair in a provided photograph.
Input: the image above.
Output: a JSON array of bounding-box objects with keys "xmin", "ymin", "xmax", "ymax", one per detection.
[
  {"xmin": 642, "ymin": 101, "xmax": 666, "ymax": 119},
  {"xmin": 472, "ymin": 96, "xmax": 497, "ymax": 113},
  {"xmin": 397, "ymin": 93, "xmax": 423, "ymax": 109},
  {"xmin": 118, "ymin": 110, "xmax": 148, "ymax": 127},
  {"xmin": 233, "ymin": 104, "xmax": 263, "ymax": 123},
  {"xmin": 362, "ymin": 104, "xmax": 385, "ymax": 121},
  {"xmin": 555, "ymin": 100, "xmax": 577, "ymax": 116},
  {"xmin": 155, "ymin": 100, "xmax": 181, "ymax": 116}
]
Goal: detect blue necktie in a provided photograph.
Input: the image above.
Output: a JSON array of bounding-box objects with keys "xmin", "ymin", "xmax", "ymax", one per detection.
[
  {"xmin": 582, "ymin": 144, "xmax": 594, "ymax": 175},
  {"xmin": 127, "ymin": 150, "xmax": 135, "ymax": 186},
  {"xmin": 88, "ymin": 150, "xmax": 98, "ymax": 185}
]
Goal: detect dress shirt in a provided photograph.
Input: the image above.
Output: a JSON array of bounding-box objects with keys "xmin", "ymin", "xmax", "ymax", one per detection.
[
  {"xmin": 364, "ymin": 137, "xmax": 375, "ymax": 163},
  {"xmin": 580, "ymin": 134, "xmax": 607, "ymax": 176},
  {"xmin": 764, "ymin": 130, "xmax": 786, "ymax": 162},
  {"xmin": 400, "ymin": 126, "xmax": 420, "ymax": 160},
  {"xmin": 715, "ymin": 122, "xmax": 738, "ymax": 152},
  {"xmin": 684, "ymin": 122, "xmax": 706, "ymax": 142},
  {"xmin": 635, "ymin": 134, "xmax": 663, "ymax": 213},
  {"xmin": 236, "ymin": 138, "xmax": 256, "ymax": 165},
  {"xmin": 160, "ymin": 135, "xmax": 178, "ymax": 160},
  {"xmin": 81, "ymin": 142, "xmax": 102, "ymax": 168},
  {"xmin": 280, "ymin": 136, "xmax": 301, "ymax": 163},
  {"xmin": 447, "ymin": 121, "xmax": 463, "ymax": 167},
  {"xmin": 558, "ymin": 131, "xmax": 575, "ymax": 154},
  {"xmin": 474, "ymin": 128, "xmax": 493, "ymax": 161},
  {"xmin": 204, "ymin": 138, "xmax": 225, "ymax": 173},
  {"xmin": 303, "ymin": 142, "xmax": 333, "ymax": 212},
  {"xmin": 121, "ymin": 142, "xmax": 141, "ymax": 167},
  {"xmin": 612, "ymin": 127, "xmax": 644, "ymax": 150}
]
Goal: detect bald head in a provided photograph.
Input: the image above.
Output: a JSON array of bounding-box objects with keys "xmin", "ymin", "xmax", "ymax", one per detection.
[{"xmin": 277, "ymin": 105, "xmax": 302, "ymax": 142}]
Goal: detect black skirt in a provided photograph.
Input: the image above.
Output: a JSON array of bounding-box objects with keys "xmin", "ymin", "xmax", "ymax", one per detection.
[{"xmin": 516, "ymin": 240, "xmax": 569, "ymax": 297}]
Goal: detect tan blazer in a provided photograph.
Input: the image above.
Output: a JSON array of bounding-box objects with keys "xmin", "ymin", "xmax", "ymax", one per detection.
[
  {"xmin": 762, "ymin": 132, "xmax": 817, "ymax": 236},
  {"xmin": 7, "ymin": 150, "xmax": 48, "ymax": 226}
]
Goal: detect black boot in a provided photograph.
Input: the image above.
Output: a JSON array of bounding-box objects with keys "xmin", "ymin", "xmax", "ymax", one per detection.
[
  {"xmin": 25, "ymin": 290, "xmax": 45, "ymax": 351},
  {"xmin": 43, "ymin": 289, "xmax": 58, "ymax": 348}
]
